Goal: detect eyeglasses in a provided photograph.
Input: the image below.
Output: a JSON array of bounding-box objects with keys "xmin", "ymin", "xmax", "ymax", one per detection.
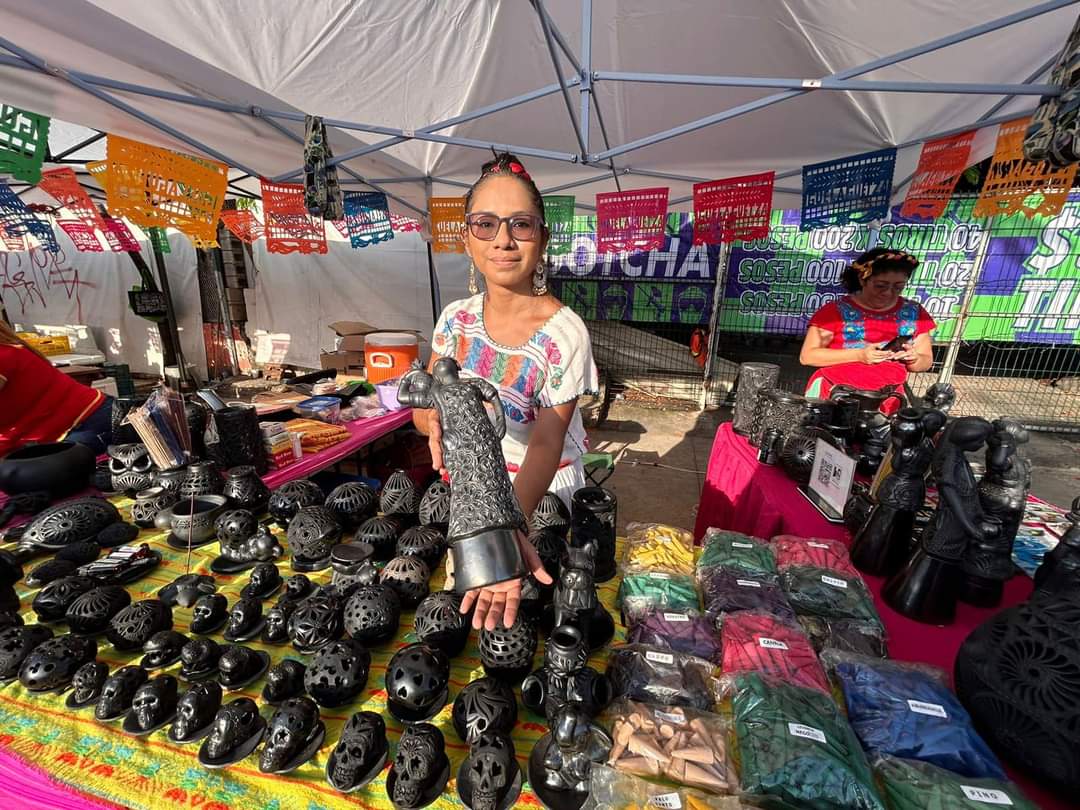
[{"xmin": 465, "ymin": 213, "xmax": 544, "ymax": 241}]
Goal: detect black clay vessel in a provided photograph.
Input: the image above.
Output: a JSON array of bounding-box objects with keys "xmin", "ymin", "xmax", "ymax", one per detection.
[
  {"xmin": 179, "ymin": 638, "xmax": 221, "ymax": 681},
  {"xmin": 218, "ymin": 644, "xmax": 271, "ymax": 690},
  {"xmin": 414, "ymin": 591, "xmax": 470, "ymax": 657},
  {"xmin": 552, "ymin": 544, "xmax": 614, "ymax": 652},
  {"xmin": 123, "ymin": 674, "xmax": 179, "ymax": 735},
  {"xmin": 212, "ymin": 526, "xmax": 282, "ymax": 574},
  {"xmin": 418, "ymin": 480, "xmax": 451, "ymax": 531},
  {"xmin": 570, "ymin": 487, "xmax": 617, "ymax": 583},
  {"xmin": 185, "ymin": 400, "xmax": 208, "ymax": 457},
  {"xmin": 65, "ymin": 586, "xmax": 131, "ymax": 635},
  {"xmin": 396, "ymin": 526, "xmax": 447, "ymax": 570},
  {"xmin": 26, "ymin": 559, "xmax": 78, "ymax": 588},
  {"xmin": 287, "ymin": 506, "xmax": 343, "ymax": 572},
  {"xmin": 532, "ymin": 491, "xmax": 571, "ymax": 537},
  {"xmin": 140, "ymin": 630, "xmax": 189, "ymax": 670},
  {"xmin": 152, "ymin": 466, "xmax": 187, "ymax": 496},
  {"xmin": 0, "ymin": 441, "xmax": 95, "ymax": 498},
  {"xmin": 342, "ymin": 584, "xmax": 401, "ymax": 646},
  {"xmin": 0, "ymin": 624, "xmax": 53, "ymax": 680},
  {"xmin": 529, "ymin": 527, "xmax": 565, "ymax": 583},
  {"xmin": 19, "ymin": 497, "xmax": 120, "ymax": 553},
  {"xmin": 241, "ymin": 562, "xmax": 283, "ymax": 600},
  {"xmin": 379, "ymin": 555, "xmax": 430, "ymax": 608},
  {"xmin": 268, "ymin": 479, "xmax": 324, "ymax": 528},
  {"xmin": 168, "ymin": 681, "xmax": 222, "ymax": 744},
  {"xmin": 521, "ymin": 624, "xmax": 611, "ymax": 721},
  {"xmin": 355, "ymin": 515, "xmax": 401, "ymax": 561},
  {"xmin": 305, "ymin": 638, "xmax": 371, "ymax": 708},
  {"xmin": 214, "ymin": 509, "xmax": 259, "ymax": 547},
  {"xmin": 385, "ymin": 642, "xmax": 450, "ymax": 724},
  {"xmin": 157, "ymin": 573, "xmax": 216, "ymax": 609},
  {"xmin": 19, "ymin": 634, "xmax": 96, "ymax": 692},
  {"xmin": 479, "ymin": 615, "xmax": 538, "ymax": 683},
  {"xmin": 190, "ymin": 594, "xmax": 229, "ymax": 635},
  {"xmin": 107, "ymin": 443, "xmax": 155, "ymax": 493},
  {"xmin": 222, "ymin": 465, "xmax": 270, "ymax": 513},
  {"xmin": 262, "ymin": 659, "xmax": 307, "ymax": 705},
  {"xmin": 96, "ymin": 665, "xmax": 149, "ymax": 721},
  {"xmin": 327, "ymin": 710, "xmax": 388, "ymax": 793},
  {"xmin": 160, "ymin": 495, "xmax": 228, "ymax": 549},
  {"xmin": 288, "ymin": 594, "xmax": 343, "ymax": 654},
  {"xmin": 209, "ymin": 406, "xmax": 267, "ymax": 474},
  {"xmin": 199, "ymin": 697, "xmax": 266, "ymax": 768},
  {"xmin": 380, "ymin": 469, "xmax": 419, "ymax": 518},
  {"xmin": 262, "ymin": 599, "xmax": 298, "ymax": 645},
  {"xmin": 107, "ymin": 599, "xmax": 173, "ymax": 651},
  {"xmin": 281, "ymin": 574, "xmax": 314, "ymax": 603},
  {"xmin": 223, "ymin": 598, "xmax": 265, "ymax": 643},
  {"xmin": 179, "ymin": 460, "xmax": 222, "ymax": 499},
  {"xmin": 527, "ymin": 705, "xmax": 613, "ymax": 810},
  {"xmin": 386, "ymin": 722, "xmax": 450, "ymax": 809},
  {"xmin": 452, "ymin": 676, "xmax": 518, "ymax": 744},
  {"xmin": 66, "ymin": 661, "xmax": 109, "ymax": 709},
  {"xmin": 330, "ymin": 542, "xmax": 379, "ymax": 596},
  {"xmin": 457, "ymin": 731, "xmax": 522, "ymax": 810},
  {"xmin": 779, "ymin": 426, "xmax": 833, "ymax": 485},
  {"xmin": 325, "ymin": 481, "xmax": 377, "ymax": 529},
  {"xmin": 32, "ymin": 575, "xmax": 97, "ymax": 622},
  {"xmin": 259, "ymin": 695, "xmax": 325, "ymax": 774},
  {"xmin": 130, "ymin": 487, "xmax": 178, "ymax": 528}
]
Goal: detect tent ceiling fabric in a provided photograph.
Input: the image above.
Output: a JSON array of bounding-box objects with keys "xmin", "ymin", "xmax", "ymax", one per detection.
[{"xmin": 0, "ymin": 0, "xmax": 1073, "ymax": 214}]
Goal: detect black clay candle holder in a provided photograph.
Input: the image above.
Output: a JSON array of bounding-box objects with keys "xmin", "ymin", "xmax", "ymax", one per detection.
[{"xmin": 570, "ymin": 487, "xmax": 617, "ymax": 583}]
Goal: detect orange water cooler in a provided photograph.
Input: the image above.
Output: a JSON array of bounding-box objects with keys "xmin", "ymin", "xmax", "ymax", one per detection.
[{"xmin": 364, "ymin": 332, "xmax": 419, "ymax": 384}]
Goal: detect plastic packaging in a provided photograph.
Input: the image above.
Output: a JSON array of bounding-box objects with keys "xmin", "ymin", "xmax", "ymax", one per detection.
[
  {"xmin": 294, "ymin": 396, "xmax": 341, "ymax": 424},
  {"xmin": 584, "ymin": 764, "xmax": 744, "ymax": 809},
  {"xmin": 729, "ymin": 672, "xmax": 885, "ymax": 810},
  {"xmin": 826, "ymin": 653, "xmax": 1006, "ymax": 780},
  {"xmin": 719, "ymin": 611, "xmax": 829, "ymax": 694},
  {"xmin": 627, "ymin": 609, "xmax": 722, "ymax": 664},
  {"xmin": 624, "ymin": 522, "xmax": 696, "ymax": 576},
  {"xmin": 797, "ymin": 617, "xmax": 888, "ymax": 659},
  {"xmin": 874, "ymin": 755, "xmax": 1038, "ymax": 810},
  {"xmin": 698, "ymin": 530, "xmax": 776, "ymax": 578},
  {"xmin": 606, "ymin": 644, "xmax": 718, "ymax": 711},
  {"xmin": 780, "ymin": 566, "xmax": 882, "ymax": 624},
  {"xmin": 603, "ymin": 698, "xmax": 736, "ymax": 794},
  {"xmin": 770, "ymin": 535, "xmax": 859, "ymax": 576},
  {"xmin": 699, "ymin": 567, "xmax": 795, "ymax": 624},
  {"xmin": 619, "ymin": 572, "xmax": 700, "ymax": 627}
]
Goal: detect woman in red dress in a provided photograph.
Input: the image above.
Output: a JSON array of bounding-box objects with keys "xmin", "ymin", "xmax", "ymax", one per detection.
[{"xmin": 799, "ymin": 248, "xmax": 935, "ymax": 400}]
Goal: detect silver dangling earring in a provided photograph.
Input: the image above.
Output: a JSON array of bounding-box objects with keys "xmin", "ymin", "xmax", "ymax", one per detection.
[
  {"xmin": 468, "ymin": 262, "xmax": 478, "ymax": 295},
  {"xmin": 533, "ymin": 261, "xmax": 548, "ymax": 296}
]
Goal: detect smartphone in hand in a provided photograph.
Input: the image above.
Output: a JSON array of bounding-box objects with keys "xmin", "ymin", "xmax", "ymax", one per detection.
[{"xmin": 879, "ymin": 333, "xmax": 912, "ymax": 352}]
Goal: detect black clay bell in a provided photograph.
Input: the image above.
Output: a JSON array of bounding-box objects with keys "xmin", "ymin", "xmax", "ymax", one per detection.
[
  {"xmin": 66, "ymin": 661, "xmax": 109, "ymax": 709},
  {"xmin": 25, "ymin": 558, "xmax": 79, "ymax": 588},
  {"xmin": 531, "ymin": 492, "xmax": 571, "ymax": 537},
  {"xmin": 414, "ymin": 591, "xmax": 470, "ymax": 657},
  {"xmin": 262, "ymin": 599, "xmax": 298, "ymax": 645},
  {"xmin": 0, "ymin": 624, "xmax": 53, "ymax": 680},
  {"xmin": 385, "ymin": 642, "xmax": 450, "ymax": 724},
  {"xmin": 259, "ymin": 696, "xmax": 326, "ymax": 774},
  {"xmin": 452, "ymin": 677, "xmax": 518, "ymax": 744},
  {"xmin": 327, "ymin": 710, "xmax": 388, "ymax": 793},
  {"xmin": 241, "ymin": 562, "xmax": 283, "ymax": 600},
  {"xmin": 168, "ymin": 681, "xmax": 223, "ymax": 744},
  {"xmin": 396, "ymin": 526, "xmax": 447, "ymax": 570},
  {"xmin": 218, "ymin": 644, "xmax": 270, "ymax": 690},
  {"xmin": 32, "ymin": 575, "xmax": 97, "ymax": 622},
  {"xmin": 288, "ymin": 594, "xmax": 343, "ymax": 654},
  {"xmin": 305, "ymin": 638, "xmax": 371, "ymax": 708},
  {"xmin": 223, "ymin": 597, "xmax": 265, "ymax": 643},
  {"xmin": 199, "ymin": 697, "xmax": 267, "ymax": 768},
  {"xmin": 262, "ymin": 659, "xmax": 307, "ymax": 705},
  {"xmin": 479, "ymin": 614, "xmax": 538, "ymax": 683},
  {"xmin": 281, "ymin": 574, "xmax": 313, "ymax": 603},
  {"xmin": 55, "ymin": 541, "xmax": 102, "ymax": 565},
  {"xmin": 287, "ymin": 506, "xmax": 342, "ymax": 572},
  {"xmin": 179, "ymin": 638, "xmax": 222, "ymax": 681},
  {"xmin": 342, "ymin": 584, "xmax": 401, "ymax": 646},
  {"xmin": 379, "ymin": 556, "xmax": 430, "ymax": 608},
  {"xmin": 457, "ymin": 732, "xmax": 522, "ymax": 810},
  {"xmin": 387, "ymin": 722, "xmax": 451, "ymax": 808},
  {"xmin": 106, "ymin": 599, "xmax": 173, "ymax": 651},
  {"xmin": 123, "ymin": 674, "xmax": 179, "ymax": 736},
  {"xmin": 356, "ymin": 515, "xmax": 401, "ymax": 561},
  {"xmin": 418, "ymin": 480, "xmax": 451, "ymax": 531},
  {"xmin": 19, "ymin": 634, "xmax": 97, "ymax": 692},
  {"xmin": 141, "ymin": 630, "xmax": 189, "ymax": 670},
  {"xmin": 268, "ymin": 479, "xmax": 324, "ymax": 528},
  {"xmin": 96, "ymin": 665, "xmax": 149, "ymax": 721},
  {"xmin": 64, "ymin": 585, "xmax": 131, "ymax": 635},
  {"xmin": 190, "ymin": 594, "xmax": 229, "ymax": 635},
  {"xmin": 157, "ymin": 573, "xmax": 216, "ymax": 608},
  {"xmin": 324, "ymin": 481, "xmax": 378, "ymax": 529}
]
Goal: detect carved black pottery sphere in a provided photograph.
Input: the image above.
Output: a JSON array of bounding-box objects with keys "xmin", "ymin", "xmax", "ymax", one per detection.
[
  {"xmin": 379, "ymin": 556, "xmax": 430, "ymax": 608},
  {"xmin": 222, "ymin": 466, "xmax": 271, "ymax": 513},
  {"xmin": 479, "ymin": 615, "xmax": 538, "ymax": 683},
  {"xmin": 386, "ymin": 722, "xmax": 451, "ymax": 808},
  {"xmin": 241, "ymin": 562, "xmax": 283, "ymax": 600},
  {"xmin": 385, "ymin": 642, "xmax": 450, "ymax": 723},
  {"xmin": 288, "ymin": 595, "xmax": 343, "ymax": 654},
  {"xmin": 26, "ymin": 558, "xmax": 79, "ymax": 588},
  {"xmin": 780, "ymin": 427, "xmax": 833, "ymax": 485},
  {"xmin": 342, "ymin": 584, "xmax": 401, "ymax": 646},
  {"xmin": 325, "ymin": 482, "xmax": 378, "ymax": 529},
  {"xmin": 179, "ymin": 461, "xmax": 223, "ymax": 499},
  {"xmin": 32, "ymin": 575, "xmax": 97, "ymax": 622},
  {"xmin": 179, "ymin": 638, "xmax": 222, "ymax": 681},
  {"xmin": 262, "ymin": 599, "xmax": 298, "ymax": 645},
  {"xmin": 452, "ymin": 676, "xmax": 518, "ymax": 744},
  {"xmin": 189, "ymin": 594, "xmax": 229, "ymax": 635},
  {"xmin": 418, "ymin": 480, "xmax": 452, "ymax": 530},
  {"xmin": 457, "ymin": 731, "xmax": 522, "ymax": 810},
  {"xmin": 327, "ymin": 710, "xmax": 388, "ymax": 793},
  {"xmin": 123, "ymin": 674, "xmax": 180, "ymax": 736},
  {"xmin": 65, "ymin": 586, "xmax": 132, "ymax": 635},
  {"xmin": 168, "ymin": 681, "xmax": 222, "ymax": 744},
  {"xmin": 259, "ymin": 696, "xmax": 326, "ymax": 774},
  {"xmin": 223, "ymin": 597, "xmax": 265, "ymax": 643},
  {"xmin": 955, "ymin": 593, "xmax": 1080, "ymax": 792},
  {"xmin": 0, "ymin": 624, "xmax": 53, "ymax": 680},
  {"xmin": 198, "ymin": 697, "xmax": 267, "ymax": 768},
  {"xmin": 215, "ymin": 509, "xmax": 259, "ymax": 546},
  {"xmin": 218, "ymin": 644, "xmax": 271, "ymax": 690},
  {"xmin": 66, "ymin": 661, "xmax": 109, "ymax": 709},
  {"xmin": 20, "ymin": 497, "xmax": 120, "ymax": 551},
  {"xmin": 396, "ymin": 526, "xmax": 447, "ymax": 570},
  {"xmin": 106, "ymin": 599, "xmax": 173, "ymax": 651},
  {"xmin": 19, "ymin": 634, "xmax": 97, "ymax": 692},
  {"xmin": 287, "ymin": 506, "xmax": 342, "ymax": 571},
  {"xmin": 380, "ymin": 469, "xmax": 419, "ymax": 517},
  {"xmin": 305, "ymin": 638, "xmax": 372, "ymax": 708},
  {"xmin": 355, "ymin": 516, "xmax": 401, "ymax": 561},
  {"xmin": 96, "ymin": 665, "xmax": 149, "ymax": 721},
  {"xmin": 414, "ymin": 591, "xmax": 470, "ymax": 657},
  {"xmin": 531, "ymin": 492, "xmax": 571, "ymax": 537},
  {"xmin": 268, "ymin": 480, "xmax": 324, "ymax": 528},
  {"xmin": 528, "ymin": 527, "xmax": 565, "ymax": 582},
  {"xmin": 262, "ymin": 659, "xmax": 307, "ymax": 705},
  {"xmin": 141, "ymin": 630, "xmax": 189, "ymax": 670}
]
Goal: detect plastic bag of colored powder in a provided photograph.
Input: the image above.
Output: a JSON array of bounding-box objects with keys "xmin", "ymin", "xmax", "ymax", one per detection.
[
  {"xmin": 624, "ymin": 522, "xmax": 697, "ymax": 576},
  {"xmin": 698, "ymin": 529, "xmax": 777, "ymax": 578},
  {"xmin": 700, "ymin": 567, "xmax": 796, "ymax": 624},
  {"xmin": 719, "ymin": 611, "xmax": 829, "ymax": 694},
  {"xmin": 619, "ymin": 571, "xmax": 700, "ymax": 627},
  {"xmin": 771, "ymin": 534, "xmax": 859, "ymax": 576},
  {"xmin": 780, "ymin": 565, "xmax": 882, "ymax": 624},
  {"xmin": 627, "ymin": 608, "xmax": 722, "ymax": 664},
  {"xmin": 798, "ymin": 616, "xmax": 889, "ymax": 659},
  {"xmin": 874, "ymin": 755, "xmax": 1038, "ymax": 810},
  {"xmin": 606, "ymin": 644, "xmax": 718, "ymax": 711}
]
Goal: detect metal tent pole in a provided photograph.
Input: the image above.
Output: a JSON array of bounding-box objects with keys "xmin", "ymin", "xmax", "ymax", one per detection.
[{"xmin": 534, "ymin": 0, "xmax": 588, "ymax": 157}]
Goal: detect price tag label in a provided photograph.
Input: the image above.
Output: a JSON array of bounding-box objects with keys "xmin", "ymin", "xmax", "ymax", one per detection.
[
  {"xmin": 759, "ymin": 637, "xmax": 789, "ymax": 650},
  {"xmin": 654, "ymin": 709, "xmax": 686, "ymax": 725},
  {"xmin": 648, "ymin": 794, "xmax": 683, "ymax": 809},
  {"xmin": 648, "ymin": 572, "xmax": 671, "ymax": 580},
  {"xmin": 663, "ymin": 613, "xmax": 690, "ymax": 622},
  {"xmin": 907, "ymin": 700, "xmax": 948, "ymax": 718},
  {"xmin": 787, "ymin": 722, "xmax": 826, "ymax": 744},
  {"xmin": 808, "ymin": 541, "xmax": 831, "ymax": 549},
  {"xmin": 821, "ymin": 574, "xmax": 849, "ymax": 589},
  {"xmin": 732, "ymin": 541, "xmax": 755, "ymax": 548},
  {"xmin": 736, "ymin": 579, "xmax": 762, "ymax": 588},
  {"xmin": 645, "ymin": 650, "xmax": 675, "ymax": 665},
  {"xmin": 960, "ymin": 786, "xmax": 1013, "ymax": 805}
]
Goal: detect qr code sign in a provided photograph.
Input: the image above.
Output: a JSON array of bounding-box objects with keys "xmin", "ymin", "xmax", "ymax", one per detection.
[{"xmin": 817, "ymin": 458, "xmax": 835, "ymax": 485}]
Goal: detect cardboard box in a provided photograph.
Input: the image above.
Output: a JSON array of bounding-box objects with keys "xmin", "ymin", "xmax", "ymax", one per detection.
[
  {"xmin": 329, "ymin": 321, "xmax": 425, "ymax": 353},
  {"xmin": 320, "ymin": 350, "xmax": 364, "ymax": 372}
]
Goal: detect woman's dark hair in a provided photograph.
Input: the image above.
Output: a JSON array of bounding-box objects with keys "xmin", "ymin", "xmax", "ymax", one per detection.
[
  {"xmin": 464, "ymin": 152, "xmax": 546, "ymax": 226},
  {"xmin": 842, "ymin": 247, "xmax": 919, "ymax": 293}
]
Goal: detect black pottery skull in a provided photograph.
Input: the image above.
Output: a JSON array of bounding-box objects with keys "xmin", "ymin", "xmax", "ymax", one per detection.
[
  {"xmin": 108, "ymin": 443, "xmax": 154, "ymax": 493},
  {"xmin": 258, "ymin": 696, "xmax": 325, "ymax": 774},
  {"xmin": 459, "ymin": 732, "xmax": 519, "ymax": 810},
  {"xmin": 387, "ymin": 722, "xmax": 449, "ymax": 809},
  {"xmin": 281, "ymin": 574, "xmax": 313, "ymax": 603},
  {"xmin": 190, "ymin": 594, "xmax": 229, "ymax": 635},
  {"xmin": 179, "ymin": 637, "xmax": 221, "ymax": 680},
  {"xmin": 169, "ymin": 681, "xmax": 222, "ymax": 744},
  {"xmin": 241, "ymin": 562, "xmax": 283, "ymax": 600},
  {"xmin": 218, "ymin": 644, "xmax": 270, "ymax": 690},
  {"xmin": 199, "ymin": 697, "xmax": 266, "ymax": 767},
  {"xmin": 96, "ymin": 665, "xmax": 149, "ymax": 720},
  {"xmin": 261, "ymin": 659, "xmax": 306, "ymax": 704},
  {"xmin": 262, "ymin": 599, "xmax": 298, "ymax": 645},
  {"xmin": 140, "ymin": 630, "xmax": 188, "ymax": 670},
  {"xmin": 66, "ymin": 660, "xmax": 109, "ymax": 709},
  {"xmin": 124, "ymin": 674, "xmax": 179, "ymax": 735},
  {"xmin": 223, "ymin": 597, "xmax": 264, "ymax": 642},
  {"xmin": 327, "ymin": 710, "xmax": 387, "ymax": 793}
]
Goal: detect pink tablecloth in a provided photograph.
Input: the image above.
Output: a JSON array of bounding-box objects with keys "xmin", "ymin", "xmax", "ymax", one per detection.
[{"xmin": 261, "ymin": 408, "xmax": 413, "ymax": 489}]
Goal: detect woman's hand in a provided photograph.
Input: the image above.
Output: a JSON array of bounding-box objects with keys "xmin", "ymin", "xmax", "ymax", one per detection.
[
  {"xmin": 426, "ymin": 410, "xmax": 447, "ymax": 477},
  {"xmin": 895, "ymin": 342, "xmax": 919, "ymax": 364},
  {"xmin": 858, "ymin": 346, "xmax": 897, "ymax": 365},
  {"xmin": 460, "ymin": 531, "xmax": 554, "ymax": 631}
]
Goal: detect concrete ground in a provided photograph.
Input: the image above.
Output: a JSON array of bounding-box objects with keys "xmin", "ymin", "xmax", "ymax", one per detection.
[{"xmin": 585, "ymin": 402, "xmax": 1080, "ymax": 535}]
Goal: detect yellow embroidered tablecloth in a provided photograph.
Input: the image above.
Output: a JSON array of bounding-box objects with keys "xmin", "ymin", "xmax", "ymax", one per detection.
[{"xmin": 0, "ymin": 496, "xmax": 628, "ymax": 810}]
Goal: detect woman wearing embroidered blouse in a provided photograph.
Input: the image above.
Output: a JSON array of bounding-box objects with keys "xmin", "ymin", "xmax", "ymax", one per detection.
[
  {"xmin": 799, "ymin": 248, "xmax": 936, "ymax": 401},
  {"xmin": 413, "ymin": 152, "xmax": 598, "ymax": 631}
]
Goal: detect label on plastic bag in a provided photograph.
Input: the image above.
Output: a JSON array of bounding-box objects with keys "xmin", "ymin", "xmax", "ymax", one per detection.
[
  {"xmin": 788, "ymin": 722, "xmax": 826, "ymax": 744},
  {"xmin": 907, "ymin": 699, "xmax": 948, "ymax": 718},
  {"xmin": 732, "ymin": 541, "xmax": 755, "ymax": 548},
  {"xmin": 735, "ymin": 579, "xmax": 762, "ymax": 588},
  {"xmin": 654, "ymin": 709, "xmax": 686, "ymax": 725},
  {"xmin": 648, "ymin": 794, "xmax": 682, "ymax": 809},
  {"xmin": 648, "ymin": 572, "xmax": 671, "ymax": 580},
  {"xmin": 663, "ymin": 612, "xmax": 690, "ymax": 622},
  {"xmin": 960, "ymin": 786, "xmax": 1013, "ymax": 805},
  {"xmin": 821, "ymin": 574, "xmax": 849, "ymax": 588},
  {"xmin": 808, "ymin": 541, "xmax": 831, "ymax": 548},
  {"xmin": 759, "ymin": 637, "xmax": 789, "ymax": 650},
  {"xmin": 645, "ymin": 650, "xmax": 675, "ymax": 665}
]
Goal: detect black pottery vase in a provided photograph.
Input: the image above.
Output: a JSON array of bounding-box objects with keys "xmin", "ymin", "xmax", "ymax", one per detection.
[
  {"xmin": 209, "ymin": 406, "xmax": 267, "ymax": 475},
  {"xmin": 222, "ymin": 466, "xmax": 271, "ymax": 513},
  {"xmin": 111, "ymin": 396, "xmax": 145, "ymax": 445},
  {"xmin": 732, "ymin": 362, "xmax": 779, "ymax": 436},
  {"xmin": 570, "ymin": 487, "xmax": 616, "ymax": 583}
]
